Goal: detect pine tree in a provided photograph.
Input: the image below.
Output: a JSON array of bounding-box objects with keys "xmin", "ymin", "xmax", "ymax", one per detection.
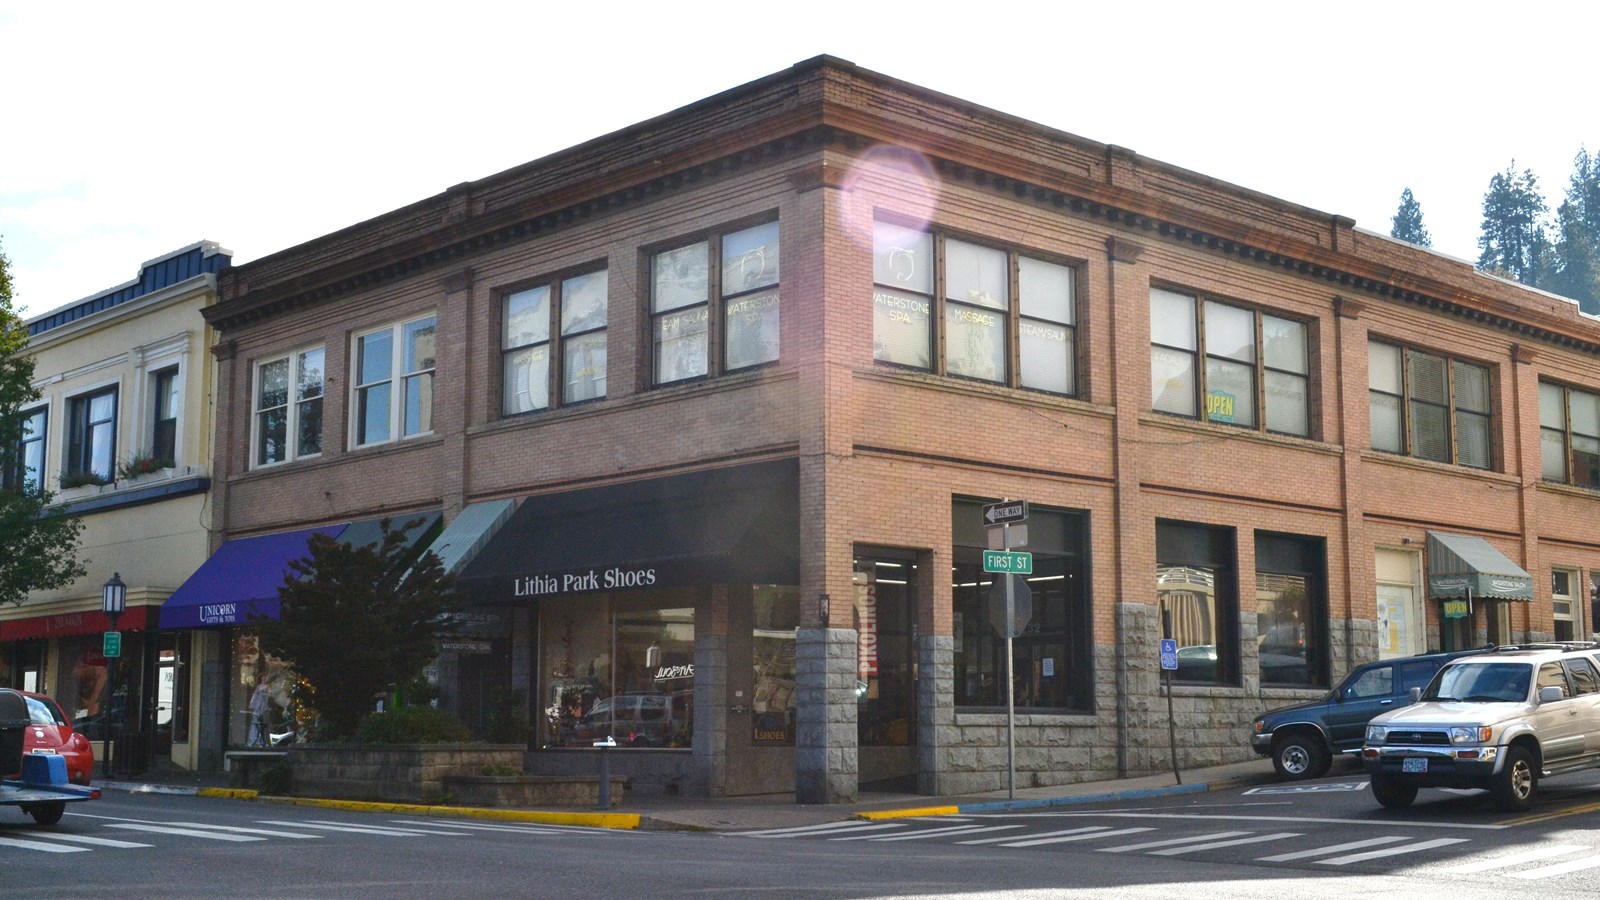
[
  {"xmin": 1477, "ymin": 161, "xmax": 1554, "ymax": 287},
  {"xmin": 1390, "ymin": 187, "xmax": 1432, "ymax": 247},
  {"xmin": 0, "ymin": 237, "xmax": 87, "ymax": 606},
  {"xmin": 1551, "ymin": 148, "xmax": 1600, "ymax": 314}
]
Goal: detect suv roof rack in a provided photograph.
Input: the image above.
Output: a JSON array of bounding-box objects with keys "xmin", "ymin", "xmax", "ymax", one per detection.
[{"xmin": 1486, "ymin": 641, "xmax": 1599, "ymax": 653}]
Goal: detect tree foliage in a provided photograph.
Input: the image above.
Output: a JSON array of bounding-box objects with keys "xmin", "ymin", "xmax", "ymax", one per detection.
[
  {"xmin": 1549, "ymin": 148, "xmax": 1600, "ymax": 314},
  {"xmin": 1390, "ymin": 187, "xmax": 1432, "ymax": 247},
  {"xmin": 1477, "ymin": 161, "xmax": 1554, "ymax": 287},
  {"xmin": 254, "ymin": 518, "xmax": 461, "ymax": 740},
  {"xmin": 0, "ymin": 238, "xmax": 86, "ymax": 606}
]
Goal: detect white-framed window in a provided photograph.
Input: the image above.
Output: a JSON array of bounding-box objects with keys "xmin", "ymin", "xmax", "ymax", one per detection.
[
  {"xmin": 1368, "ymin": 341, "xmax": 1491, "ymax": 468},
  {"xmin": 651, "ymin": 220, "xmax": 780, "ymax": 386},
  {"xmin": 353, "ymin": 314, "xmax": 435, "ymax": 447},
  {"xmin": 253, "ymin": 347, "xmax": 325, "ymax": 468},
  {"xmin": 1553, "ymin": 568, "xmax": 1580, "ymax": 641},
  {"xmin": 149, "ymin": 365, "xmax": 180, "ymax": 466},
  {"xmin": 502, "ymin": 269, "xmax": 608, "ymax": 415},
  {"xmin": 3, "ymin": 403, "xmax": 48, "ymax": 493},
  {"xmin": 871, "ymin": 220, "xmax": 1078, "ymax": 394},
  {"xmin": 64, "ymin": 385, "xmax": 117, "ymax": 485},
  {"xmin": 1150, "ymin": 288, "xmax": 1309, "ymax": 435},
  {"xmin": 1375, "ymin": 548, "xmax": 1425, "ymax": 659}
]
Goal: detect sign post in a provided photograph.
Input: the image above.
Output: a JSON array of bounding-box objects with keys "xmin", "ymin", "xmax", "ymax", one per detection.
[
  {"xmin": 983, "ymin": 500, "xmax": 1031, "ymax": 800},
  {"xmin": 1160, "ymin": 614, "xmax": 1181, "ymax": 785}
]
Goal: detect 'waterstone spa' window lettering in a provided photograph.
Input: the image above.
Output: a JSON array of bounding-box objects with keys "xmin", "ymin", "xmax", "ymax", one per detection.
[
  {"xmin": 872, "ymin": 220, "xmax": 1077, "ymax": 393},
  {"xmin": 503, "ymin": 269, "xmax": 608, "ymax": 415},
  {"xmin": 1150, "ymin": 288, "xmax": 1309, "ymax": 436},
  {"xmin": 253, "ymin": 348, "xmax": 324, "ymax": 468},
  {"xmin": 651, "ymin": 221, "xmax": 780, "ymax": 386},
  {"xmin": 1368, "ymin": 340, "xmax": 1490, "ymax": 469}
]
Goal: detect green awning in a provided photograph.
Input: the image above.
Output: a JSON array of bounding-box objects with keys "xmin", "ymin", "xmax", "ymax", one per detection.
[{"xmin": 1426, "ymin": 531, "xmax": 1533, "ymax": 601}]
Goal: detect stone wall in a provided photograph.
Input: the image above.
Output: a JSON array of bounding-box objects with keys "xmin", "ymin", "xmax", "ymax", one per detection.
[{"xmin": 288, "ymin": 744, "xmax": 523, "ymax": 804}]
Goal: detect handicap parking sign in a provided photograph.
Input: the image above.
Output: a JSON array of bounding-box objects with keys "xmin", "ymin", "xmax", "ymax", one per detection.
[{"xmin": 1159, "ymin": 639, "xmax": 1178, "ymax": 671}]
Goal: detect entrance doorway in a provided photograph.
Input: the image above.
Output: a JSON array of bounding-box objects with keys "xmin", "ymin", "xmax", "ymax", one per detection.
[{"xmin": 853, "ymin": 550, "xmax": 918, "ymax": 792}]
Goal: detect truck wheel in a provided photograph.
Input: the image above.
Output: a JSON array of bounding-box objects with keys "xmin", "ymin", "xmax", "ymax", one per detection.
[
  {"xmin": 26, "ymin": 802, "xmax": 66, "ymax": 826},
  {"xmin": 1490, "ymin": 746, "xmax": 1537, "ymax": 812},
  {"xmin": 1370, "ymin": 773, "xmax": 1417, "ymax": 809},
  {"xmin": 1272, "ymin": 734, "xmax": 1331, "ymax": 780}
]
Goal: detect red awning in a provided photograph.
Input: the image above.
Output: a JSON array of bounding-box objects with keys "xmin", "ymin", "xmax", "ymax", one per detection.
[{"xmin": 0, "ymin": 606, "xmax": 153, "ymax": 642}]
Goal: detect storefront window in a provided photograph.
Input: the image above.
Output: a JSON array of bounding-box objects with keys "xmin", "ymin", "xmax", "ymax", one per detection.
[
  {"xmin": 57, "ymin": 635, "xmax": 112, "ymax": 738},
  {"xmin": 751, "ymin": 585, "xmax": 799, "ymax": 745},
  {"xmin": 539, "ymin": 590, "xmax": 696, "ymax": 749},
  {"xmin": 1255, "ymin": 532, "xmax": 1327, "ymax": 688},
  {"xmin": 1157, "ymin": 520, "xmax": 1238, "ymax": 685},
  {"xmin": 952, "ymin": 501, "xmax": 1092, "ymax": 712},
  {"xmin": 853, "ymin": 552, "xmax": 918, "ymax": 747},
  {"xmin": 229, "ymin": 632, "xmax": 298, "ymax": 748}
]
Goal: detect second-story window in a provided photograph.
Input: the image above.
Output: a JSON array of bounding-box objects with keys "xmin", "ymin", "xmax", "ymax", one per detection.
[
  {"xmin": 3, "ymin": 405, "xmax": 47, "ymax": 493},
  {"xmin": 254, "ymin": 348, "xmax": 324, "ymax": 467},
  {"xmin": 871, "ymin": 221, "xmax": 1077, "ymax": 393},
  {"xmin": 150, "ymin": 366, "xmax": 179, "ymax": 465},
  {"xmin": 1150, "ymin": 288, "xmax": 1309, "ymax": 436},
  {"xmin": 502, "ymin": 269, "xmax": 609, "ymax": 415},
  {"xmin": 651, "ymin": 221, "xmax": 780, "ymax": 386},
  {"xmin": 1540, "ymin": 380, "xmax": 1600, "ymax": 487},
  {"xmin": 1368, "ymin": 341, "xmax": 1490, "ymax": 468},
  {"xmin": 66, "ymin": 386, "xmax": 117, "ymax": 484},
  {"xmin": 354, "ymin": 315, "xmax": 435, "ymax": 447}
]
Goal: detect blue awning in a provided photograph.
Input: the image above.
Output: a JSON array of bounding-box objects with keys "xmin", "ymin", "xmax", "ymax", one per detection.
[{"xmin": 159, "ymin": 525, "xmax": 347, "ymax": 629}]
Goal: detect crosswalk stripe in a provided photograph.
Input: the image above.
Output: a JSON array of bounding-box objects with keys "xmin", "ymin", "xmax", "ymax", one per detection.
[
  {"xmin": 0, "ymin": 836, "xmax": 90, "ymax": 853},
  {"xmin": 386, "ymin": 819, "xmax": 610, "ymax": 836},
  {"xmin": 830, "ymin": 823, "xmax": 996, "ymax": 842},
  {"xmin": 1443, "ymin": 845, "xmax": 1588, "ymax": 874},
  {"xmin": 959, "ymin": 826, "xmax": 1113, "ymax": 846},
  {"xmin": 1509, "ymin": 855, "xmax": 1600, "ymax": 880},
  {"xmin": 302, "ymin": 819, "xmax": 469, "ymax": 836},
  {"xmin": 106, "ymin": 824, "xmax": 265, "ymax": 843},
  {"xmin": 24, "ymin": 833, "xmax": 153, "ymax": 848},
  {"xmin": 731, "ymin": 820, "xmax": 903, "ymax": 838},
  {"xmin": 864, "ymin": 825, "xmax": 1024, "ymax": 842},
  {"xmin": 1316, "ymin": 837, "xmax": 1468, "ymax": 865},
  {"xmin": 1258, "ymin": 836, "xmax": 1411, "ymax": 862},
  {"xmin": 163, "ymin": 822, "xmax": 322, "ymax": 839},
  {"xmin": 1147, "ymin": 832, "xmax": 1301, "ymax": 855},
  {"xmin": 1099, "ymin": 831, "xmax": 1252, "ymax": 853},
  {"xmin": 994, "ymin": 827, "xmax": 1157, "ymax": 849},
  {"xmin": 256, "ymin": 820, "xmax": 433, "ymax": 837}
]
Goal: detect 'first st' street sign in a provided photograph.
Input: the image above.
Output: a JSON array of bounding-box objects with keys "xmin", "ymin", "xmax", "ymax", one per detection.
[{"xmin": 983, "ymin": 500, "xmax": 1027, "ymax": 526}]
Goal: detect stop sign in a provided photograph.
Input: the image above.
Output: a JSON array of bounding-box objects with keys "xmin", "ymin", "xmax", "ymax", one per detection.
[{"xmin": 987, "ymin": 575, "xmax": 1032, "ymax": 639}]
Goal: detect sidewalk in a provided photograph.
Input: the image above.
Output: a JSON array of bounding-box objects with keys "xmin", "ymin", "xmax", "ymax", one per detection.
[{"xmin": 96, "ymin": 757, "xmax": 1284, "ymax": 832}]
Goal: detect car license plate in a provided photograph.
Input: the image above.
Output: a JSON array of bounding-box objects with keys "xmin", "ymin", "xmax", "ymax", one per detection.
[{"xmin": 1402, "ymin": 757, "xmax": 1428, "ymax": 773}]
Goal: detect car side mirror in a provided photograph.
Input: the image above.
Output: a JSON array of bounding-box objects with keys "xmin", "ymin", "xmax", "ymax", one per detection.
[
  {"xmin": 1408, "ymin": 687, "xmax": 1422, "ymax": 704},
  {"xmin": 1539, "ymin": 686, "xmax": 1565, "ymax": 703}
]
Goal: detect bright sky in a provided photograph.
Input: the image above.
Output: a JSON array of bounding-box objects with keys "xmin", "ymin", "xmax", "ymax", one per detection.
[{"xmin": 2, "ymin": 1, "xmax": 1594, "ymax": 318}]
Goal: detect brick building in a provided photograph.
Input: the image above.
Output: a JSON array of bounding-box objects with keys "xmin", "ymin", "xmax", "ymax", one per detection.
[{"xmin": 169, "ymin": 57, "xmax": 1600, "ymax": 802}]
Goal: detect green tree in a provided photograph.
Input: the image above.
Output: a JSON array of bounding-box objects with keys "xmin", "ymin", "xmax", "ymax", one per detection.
[
  {"xmin": 1550, "ymin": 147, "xmax": 1600, "ymax": 314},
  {"xmin": 254, "ymin": 518, "xmax": 460, "ymax": 740},
  {"xmin": 1477, "ymin": 161, "xmax": 1554, "ymax": 287},
  {"xmin": 1389, "ymin": 187, "xmax": 1432, "ymax": 247},
  {"xmin": 0, "ymin": 238, "xmax": 86, "ymax": 606}
]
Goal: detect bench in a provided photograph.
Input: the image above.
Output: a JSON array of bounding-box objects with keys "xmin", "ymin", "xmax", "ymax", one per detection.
[{"xmin": 222, "ymin": 750, "xmax": 287, "ymax": 788}]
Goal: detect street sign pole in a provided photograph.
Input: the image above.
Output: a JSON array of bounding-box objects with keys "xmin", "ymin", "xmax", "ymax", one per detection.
[
  {"xmin": 1162, "ymin": 611, "xmax": 1181, "ymax": 785},
  {"xmin": 1005, "ymin": 527, "xmax": 1015, "ymax": 801}
]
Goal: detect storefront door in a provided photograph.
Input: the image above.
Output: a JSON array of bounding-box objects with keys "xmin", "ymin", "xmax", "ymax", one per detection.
[{"xmin": 854, "ymin": 551, "xmax": 918, "ymax": 791}]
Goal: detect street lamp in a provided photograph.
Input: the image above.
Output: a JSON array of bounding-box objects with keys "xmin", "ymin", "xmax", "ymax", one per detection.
[{"xmin": 102, "ymin": 573, "xmax": 125, "ymax": 776}]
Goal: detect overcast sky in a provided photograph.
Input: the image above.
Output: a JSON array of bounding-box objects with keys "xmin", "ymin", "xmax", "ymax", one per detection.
[{"xmin": 2, "ymin": 1, "xmax": 1593, "ymax": 318}]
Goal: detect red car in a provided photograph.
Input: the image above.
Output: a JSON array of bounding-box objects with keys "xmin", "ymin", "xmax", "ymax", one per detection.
[{"xmin": 7, "ymin": 693, "xmax": 94, "ymax": 786}]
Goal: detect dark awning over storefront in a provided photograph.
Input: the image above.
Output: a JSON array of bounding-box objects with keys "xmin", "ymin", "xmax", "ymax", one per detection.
[
  {"xmin": 159, "ymin": 512, "xmax": 442, "ymax": 629},
  {"xmin": 1426, "ymin": 531, "xmax": 1534, "ymax": 601},
  {"xmin": 459, "ymin": 458, "xmax": 799, "ymax": 601}
]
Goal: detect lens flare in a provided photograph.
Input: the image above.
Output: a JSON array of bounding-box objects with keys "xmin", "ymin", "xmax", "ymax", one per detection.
[{"xmin": 838, "ymin": 145, "xmax": 940, "ymax": 251}]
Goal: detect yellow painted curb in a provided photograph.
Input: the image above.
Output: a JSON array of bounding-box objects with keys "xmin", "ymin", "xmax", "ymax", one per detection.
[
  {"xmin": 197, "ymin": 788, "xmax": 259, "ymax": 800},
  {"xmin": 255, "ymin": 795, "xmax": 641, "ymax": 830},
  {"xmin": 855, "ymin": 806, "xmax": 960, "ymax": 821}
]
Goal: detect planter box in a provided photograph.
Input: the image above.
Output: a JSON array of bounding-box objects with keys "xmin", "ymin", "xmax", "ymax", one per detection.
[
  {"xmin": 286, "ymin": 743, "xmax": 524, "ymax": 804},
  {"xmin": 444, "ymin": 774, "xmax": 627, "ymax": 808}
]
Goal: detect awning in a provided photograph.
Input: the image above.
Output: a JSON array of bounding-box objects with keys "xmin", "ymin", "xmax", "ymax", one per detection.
[
  {"xmin": 159, "ymin": 525, "xmax": 347, "ymax": 628},
  {"xmin": 1426, "ymin": 531, "xmax": 1534, "ymax": 601},
  {"xmin": 421, "ymin": 500, "xmax": 516, "ymax": 575},
  {"xmin": 158, "ymin": 511, "xmax": 444, "ymax": 629},
  {"xmin": 0, "ymin": 606, "xmax": 154, "ymax": 642},
  {"xmin": 460, "ymin": 458, "xmax": 799, "ymax": 600}
]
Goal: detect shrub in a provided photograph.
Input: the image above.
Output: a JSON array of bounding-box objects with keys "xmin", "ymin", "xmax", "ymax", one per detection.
[
  {"xmin": 484, "ymin": 689, "xmax": 528, "ymax": 744},
  {"xmin": 356, "ymin": 705, "xmax": 472, "ymax": 744},
  {"xmin": 258, "ymin": 762, "xmax": 292, "ymax": 796}
]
